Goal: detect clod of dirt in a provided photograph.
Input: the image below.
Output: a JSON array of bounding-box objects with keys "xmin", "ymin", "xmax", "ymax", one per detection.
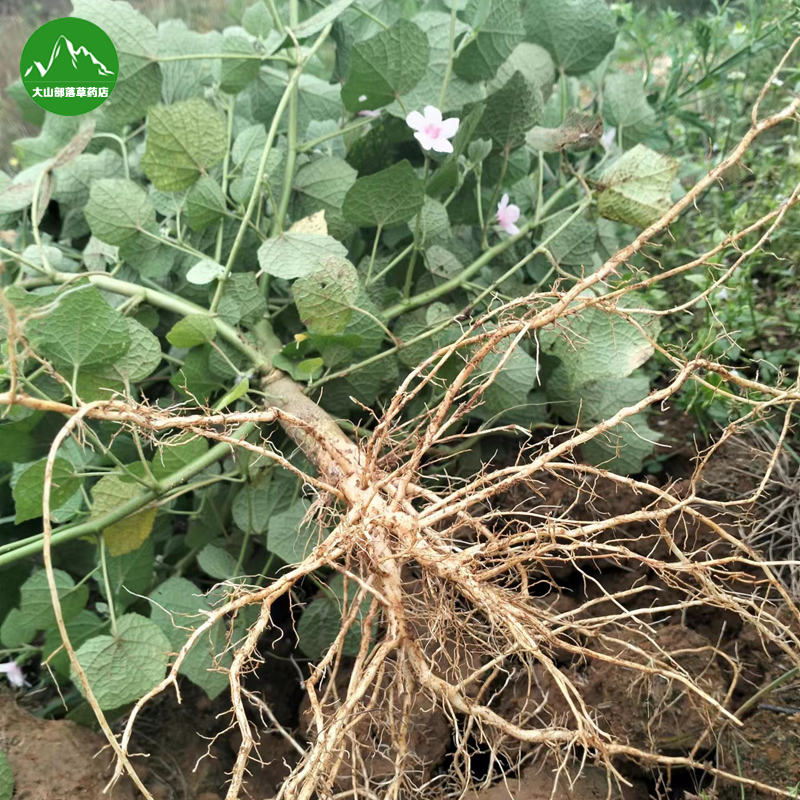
[
  {"xmin": 545, "ymin": 625, "xmax": 728, "ymax": 753},
  {"xmin": 0, "ymin": 693, "xmax": 137, "ymax": 800},
  {"xmin": 719, "ymin": 692, "xmax": 800, "ymax": 798},
  {"xmin": 464, "ymin": 763, "xmax": 648, "ymax": 800}
]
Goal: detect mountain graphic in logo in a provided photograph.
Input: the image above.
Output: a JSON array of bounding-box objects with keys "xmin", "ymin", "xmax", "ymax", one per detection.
[{"xmin": 24, "ymin": 34, "xmax": 115, "ymax": 81}]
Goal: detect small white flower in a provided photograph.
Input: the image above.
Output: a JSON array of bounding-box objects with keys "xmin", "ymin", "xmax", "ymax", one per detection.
[
  {"xmin": 0, "ymin": 661, "xmax": 26, "ymax": 689},
  {"xmin": 716, "ymin": 287, "xmax": 729, "ymax": 301},
  {"xmin": 358, "ymin": 94, "xmax": 368, "ymax": 102},
  {"xmin": 406, "ymin": 105, "xmax": 459, "ymax": 154},
  {"xmin": 496, "ymin": 193, "xmax": 521, "ymax": 235}
]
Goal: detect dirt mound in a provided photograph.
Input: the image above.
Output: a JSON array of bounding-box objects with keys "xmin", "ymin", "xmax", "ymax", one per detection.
[{"xmin": 0, "ymin": 693, "xmax": 136, "ymax": 800}]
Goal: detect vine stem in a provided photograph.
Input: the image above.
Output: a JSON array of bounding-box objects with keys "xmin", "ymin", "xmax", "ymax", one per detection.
[
  {"xmin": 403, "ymin": 155, "xmax": 430, "ymax": 298},
  {"xmin": 365, "ymin": 223, "xmax": 383, "ymax": 283},
  {"xmin": 272, "ymin": 0, "xmax": 301, "ymax": 235},
  {"xmin": 98, "ymin": 536, "xmax": 118, "ymax": 636},
  {"xmin": 209, "ymin": 20, "xmax": 333, "ymax": 313},
  {"xmin": 437, "ymin": 0, "xmax": 460, "ymax": 110}
]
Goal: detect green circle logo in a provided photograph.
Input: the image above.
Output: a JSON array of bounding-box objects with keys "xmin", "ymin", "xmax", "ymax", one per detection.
[{"xmin": 20, "ymin": 17, "xmax": 118, "ymax": 117}]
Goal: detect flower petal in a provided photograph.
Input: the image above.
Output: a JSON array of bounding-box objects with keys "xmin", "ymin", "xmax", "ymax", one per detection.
[
  {"xmin": 498, "ymin": 193, "xmax": 509, "ymax": 212},
  {"xmin": 414, "ymin": 130, "xmax": 435, "ymax": 151},
  {"xmin": 440, "ymin": 117, "xmax": 459, "ymax": 138},
  {"xmin": 406, "ymin": 110, "xmax": 426, "ymax": 132},
  {"xmin": 423, "ymin": 105, "xmax": 442, "ymax": 124},
  {"xmin": 507, "ymin": 204, "xmax": 521, "ymax": 224},
  {"xmin": 506, "ymin": 222, "xmax": 520, "ymax": 235},
  {"xmin": 431, "ymin": 136, "xmax": 454, "ymax": 154}
]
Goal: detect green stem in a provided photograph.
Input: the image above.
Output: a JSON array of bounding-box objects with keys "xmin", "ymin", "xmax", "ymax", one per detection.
[
  {"xmin": 437, "ymin": 0, "xmax": 460, "ymax": 109},
  {"xmin": 481, "ymin": 146, "xmax": 510, "ymax": 249},
  {"xmin": 365, "ymin": 223, "xmax": 382, "ymax": 284},
  {"xmin": 368, "ymin": 243, "xmax": 413, "ymax": 286},
  {"xmin": 30, "ymin": 167, "xmax": 55, "ymax": 277},
  {"xmin": 92, "ymin": 133, "xmax": 130, "ymax": 180},
  {"xmin": 98, "ymin": 536, "xmax": 118, "ymax": 637},
  {"xmin": 156, "ymin": 52, "xmax": 293, "ymax": 63},
  {"xmin": 298, "ymin": 116, "xmax": 374, "ymax": 153},
  {"xmin": 21, "ymin": 269, "xmax": 270, "ymax": 369},
  {"xmin": 0, "ymin": 423, "xmax": 257, "ymax": 567},
  {"xmin": 210, "ymin": 22, "xmax": 333, "ymax": 312},
  {"xmin": 265, "ymin": 0, "xmax": 285, "ymax": 33},
  {"xmin": 272, "ymin": 0, "xmax": 301, "ymax": 236},
  {"xmin": 403, "ymin": 156, "xmax": 430, "ymax": 298}
]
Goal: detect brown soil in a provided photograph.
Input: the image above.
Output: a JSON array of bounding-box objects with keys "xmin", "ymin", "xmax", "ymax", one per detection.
[{"xmin": 0, "ymin": 692, "xmax": 136, "ymax": 800}]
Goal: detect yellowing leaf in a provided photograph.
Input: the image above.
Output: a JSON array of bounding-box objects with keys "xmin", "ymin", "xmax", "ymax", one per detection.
[
  {"xmin": 91, "ymin": 474, "xmax": 156, "ymax": 556},
  {"xmin": 289, "ymin": 210, "xmax": 328, "ymax": 235}
]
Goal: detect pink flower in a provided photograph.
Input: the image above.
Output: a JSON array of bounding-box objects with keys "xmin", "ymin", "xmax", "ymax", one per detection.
[
  {"xmin": 358, "ymin": 109, "xmax": 380, "ymax": 118},
  {"xmin": 406, "ymin": 105, "xmax": 459, "ymax": 153},
  {"xmin": 496, "ymin": 194, "xmax": 521, "ymax": 235},
  {"xmin": 0, "ymin": 661, "xmax": 26, "ymax": 688}
]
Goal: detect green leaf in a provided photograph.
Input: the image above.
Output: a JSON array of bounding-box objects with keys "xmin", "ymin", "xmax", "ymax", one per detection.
[
  {"xmin": 293, "ymin": 0, "xmax": 357, "ymax": 39},
  {"xmin": 43, "ymin": 610, "xmax": 106, "ymax": 676},
  {"xmin": 343, "ymin": 161, "xmax": 424, "ymax": 228},
  {"xmin": 480, "ymin": 71, "xmax": 543, "ymax": 150},
  {"xmin": 220, "ymin": 35, "xmax": 261, "ymax": 94},
  {"xmin": 18, "ymin": 569, "xmax": 89, "ymax": 632},
  {"xmin": 84, "ymin": 178, "xmax": 175, "ymax": 277},
  {"xmin": 604, "ymin": 72, "xmax": 656, "ymax": 146},
  {"xmin": 390, "ymin": 11, "xmax": 485, "ymax": 117},
  {"xmin": 341, "ymin": 20, "xmax": 429, "ymax": 112},
  {"xmin": 141, "ymin": 99, "xmax": 228, "ymax": 192},
  {"xmin": 157, "ymin": 21, "xmax": 221, "ymax": 104},
  {"xmin": 541, "ymin": 298, "xmax": 660, "ymax": 389},
  {"xmin": 541, "ymin": 210, "xmax": 598, "ymax": 268},
  {"xmin": 582, "ymin": 411, "xmax": 661, "ymax": 474},
  {"xmin": 91, "ymin": 475, "xmax": 157, "ymax": 556},
  {"xmin": 186, "ymin": 175, "xmax": 227, "ymax": 231},
  {"xmin": 216, "ymin": 273, "xmax": 268, "ymax": 328},
  {"xmin": 523, "ymin": 0, "xmax": 618, "ymax": 76},
  {"xmin": 293, "ymin": 257, "xmax": 360, "ymax": 334},
  {"xmin": 72, "ymin": 0, "xmax": 162, "ymax": 123},
  {"xmin": 170, "ymin": 346, "xmax": 226, "ymax": 401},
  {"xmin": 243, "ymin": 2, "xmax": 273, "ymax": 37},
  {"xmin": 294, "ymin": 156, "xmax": 357, "ymax": 216},
  {"xmin": 152, "ymin": 432, "xmax": 209, "ymax": 479},
  {"xmin": 75, "ymin": 316, "xmax": 163, "ymax": 400},
  {"xmin": 257, "ymin": 232, "xmax": 348, "ymax": 280},
  {"xmin": 99, "ymin": 538, "xmax": 155, "ymax": 609},
  {"xmin": 13, "ymin": 457, "xmax": 81, "ymax": 524},
  {"xmin": 479, "ymin": 342, "xmax": 540, "ymax": 423},
  {"xmin": 187, "ymin": 258, "xmax": 226, "ymax": 285},
  {"xmin": 26, "ymin": 285, "xmax": 130, "ymax": 372},
  {"xmin": 167, "ymin": 315, "xmax": 217, "ymax": 349},
  {"xmin": 0, "ymin": 750, "xmax": 13, "ymax": 800},
  {"xmin": 266, "ymin": 499, "xmax": 322, "ymax": 564},
  {"xmin": 454, "ymin": 0, "xmax": 524, "ymax": 83},
  {"xmin": 597, "ymin": 144, "xmax": 679, "ymax": 228},
  {"xmin": 490, "ymin": 42, "xmax": 555, "ymax": 99},
  {"xmin": 413, "ymin": 197, "xmax": 451, "ymax": 247},
  {"xmin": 149, "ymin": 577, "xmax": 228, "ymax": 699},
  {"xmin": 53, "ymin": 150, "xmax": 125, "ymax": 209},
  {"xmin": 297, "ymin": 574, "xmax": 374, "ymax": 658},
  {"xmin": 197, "ymin": 543, "xmax": 239, "ymax": 580},
  {"xmin": 232, "ymin": 471, "xmax": 294, "ymax": 535},
  {"xmin": 72, "ymin": 613, "xmax": 171, "ymax": 710},
  {"xmin": 0, "ymin": 610, "xmax": 35, "ymax": 649}
]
